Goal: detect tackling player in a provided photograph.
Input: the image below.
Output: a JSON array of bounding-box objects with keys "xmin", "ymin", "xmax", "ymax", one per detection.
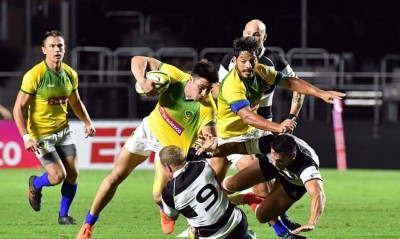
[
  {"xmin": 160, "ymin": 145, "xmax": 256, "ymax": 239},
  {"xmin": 211, "ymin": 133, "xmax": 326, "ymax": 239}
]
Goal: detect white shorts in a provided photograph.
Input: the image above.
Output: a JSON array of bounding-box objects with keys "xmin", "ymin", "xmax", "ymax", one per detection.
[
  {"xmin": 124, "ymin": 117, "xmax": 163, "ymax": 158},
  {"xmin": 35, "ymin": 126, "xmax": 76, "ymax": 159},
  {"xmin": 218, "ymin": 129, "xmax": 272, "ymax": 165}
]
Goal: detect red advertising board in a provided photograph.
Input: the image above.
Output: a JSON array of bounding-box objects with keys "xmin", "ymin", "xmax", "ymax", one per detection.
[{"xmin": 0, "ymin": 121, "xmax": 41, "ymax": 168}]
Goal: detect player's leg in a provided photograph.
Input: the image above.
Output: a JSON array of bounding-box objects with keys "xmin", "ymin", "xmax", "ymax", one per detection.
[
  {"xmin": 223, "ymin": 159, "xmax": 266, "ymax": 193},
  {"xmin": 255, "ymin": 181, "xmax": 297, "ymax": 238},
  {"xmin": 91, "ymin": 147, "xmax": 147, "ymax": 215},
  {"xmin": 54, "ymin": 127, "xmax": 80, "ymax": 224},
  {"xmin": 77, "ymin": 147, "xmax": 148, "ymax": 239},
  {"xmin": 153, "ymin": 154, "xmax": 176, "ymax": 234},
  {"xmin": 255, "ymin": 180, "xmax": 306, "ymax": 239},
  {"xmin": 57, "ymin": 145, "xmax": 79, "ymax": 225},
  {"xmin": 28, "ymin": 134, "xmax": 66, "ymax": 212},
  {"xmin": 210, "ymin": 156, "xmax": 232, "ymax": 183},
  {"xmin": 77, "ymin": 118, "xmax": 154, "ymax": 239},
  {"xmin": 236, "ymin": 154, "xmax": 271, "ymax": 198}
]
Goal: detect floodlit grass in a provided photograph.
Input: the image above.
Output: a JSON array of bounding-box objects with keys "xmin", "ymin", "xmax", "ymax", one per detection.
[{"xmin": 0, "ymin": 169, "xmax": 399, "ymax": 239}]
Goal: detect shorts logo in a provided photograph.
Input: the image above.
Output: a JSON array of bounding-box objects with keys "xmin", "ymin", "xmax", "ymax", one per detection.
[
  {"xmin": 159, "ymin": 107, "xmax": 184, "ymax": 135},
  {"xmin": 183, "ymin": 111, "xmax": 194, "ymax": 123},
  {"xmin": 48, "ymin": 96, "xmax": 69, "ymax": 105}
]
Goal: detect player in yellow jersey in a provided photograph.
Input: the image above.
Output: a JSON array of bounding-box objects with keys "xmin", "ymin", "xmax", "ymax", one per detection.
[
  {"xmin": 210, "ymin": 36, "xmax": 344, "ymax": 238},
  {"xmin": 76, "ymin": 56, "xmax": 219, "ymax": 239},
  {"xmin": 13, "ymin": 30, "xmax": 95, "ymax": 225}
]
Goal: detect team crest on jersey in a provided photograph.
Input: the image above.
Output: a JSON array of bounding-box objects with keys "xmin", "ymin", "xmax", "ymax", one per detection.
[{"xmin": 183, "ymin": 111, "xmax": 194, "ymax": 123}]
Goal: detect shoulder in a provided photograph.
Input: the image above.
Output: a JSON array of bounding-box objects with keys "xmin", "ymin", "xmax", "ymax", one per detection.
[
  {"xmin": 25, "ymin": 61, "xmax": 46, "ymax": 77},
  {"xmin": 263, "ymin": 48, "xmax": 290, "ymax": 71},
  {"xmin": 159, "ymin": 63, "xmax": 190, "ymax": 83},
  {"xmin": 62, "ymin": 63, "xmax": 78, "ymax": 78},
  {"xmin": 220, "ymin": 52, "xmax": 234, "ymax": 69}
]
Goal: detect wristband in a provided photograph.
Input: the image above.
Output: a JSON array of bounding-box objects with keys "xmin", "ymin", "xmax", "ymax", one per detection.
[
  {"xmin": 288, "ymin": 114, "xmax": 297, "ymax": 120},
  {"xmin": 22, "ymin": 134, "xmax": 31, "ymax": 142}
]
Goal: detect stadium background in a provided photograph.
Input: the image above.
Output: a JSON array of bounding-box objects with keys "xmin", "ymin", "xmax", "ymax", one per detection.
[{"xmin": 1, "ymin": 0, "xmax": 400, "ymax": 169}]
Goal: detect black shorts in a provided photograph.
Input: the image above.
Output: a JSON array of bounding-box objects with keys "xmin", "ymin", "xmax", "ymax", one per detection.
[{"xmin": 258, "ymin": 155, "xmax": 306, "ymax": 201}]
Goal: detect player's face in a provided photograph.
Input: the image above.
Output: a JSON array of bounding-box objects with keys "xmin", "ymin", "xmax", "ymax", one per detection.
[
  {"xmin": 235, "ymin": 51, "xmax": 258, "ymax": 80},
  {"xmin": 42, "ymin": 36, "xmax": 65, "ymax": 64},
  {"xmin": 243, "ymin": 27, "xmax": 266, "ymax": 50},
  {"xmin": 270, "ymin": 149, "xmax": 295, "ymax": 170},
  {"xmin": 186, "ymin": 77, "xmax": 213, "ymax": 101}
]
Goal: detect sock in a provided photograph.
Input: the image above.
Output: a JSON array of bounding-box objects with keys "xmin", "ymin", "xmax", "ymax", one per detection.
[
  {"xmin": 272, "ymin": 220, "xmax": 289, "ymax": 236},
  {"xmin": 85, "ymin": 211, "xmax": 99, "ymax": 225},
  {"xmin": 33, "ymin": 172, "xmax": 52, "ymax": 189},
  {"xmin": 243, "ymin": 193, "xmax": 264, "ymax": 213},
  {"xmin": 59, "ymin": 181, "xmax": 78, "ymax": 217}
]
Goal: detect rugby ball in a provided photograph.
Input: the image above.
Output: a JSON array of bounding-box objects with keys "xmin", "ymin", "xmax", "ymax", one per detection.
[{"xmin": 135, "ymin": 70, "xmax": 171, "ymax": 95}]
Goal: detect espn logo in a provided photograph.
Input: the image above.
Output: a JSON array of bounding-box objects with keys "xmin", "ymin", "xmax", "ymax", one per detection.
[{"xmin": 91, "ymin": 127, "xmax": 155, "ymax": 163}]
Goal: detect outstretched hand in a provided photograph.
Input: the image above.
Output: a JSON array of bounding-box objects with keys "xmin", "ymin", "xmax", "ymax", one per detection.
[
  {"xmin": 321, "ymin": 91, "xmax": 346, "ymax": 104},
  {"xmin": 195, "ymin": 133, "xmax": 217, "ymax": 155},
  {"xmin": 292, "ymin": 224, "xmax": 315, "ymax": 234}
]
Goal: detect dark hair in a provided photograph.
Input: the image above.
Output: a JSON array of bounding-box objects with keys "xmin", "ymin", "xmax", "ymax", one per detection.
[
  {"xmin": 191, "ymin": 59, "xmax": 219, "ymax": 83},
  {"xmin": 42, "ymin": 30, "xmax": 64, "ymax": 46},
  {"xmin": 271, "ymin": 134, "xmax": 297, "ymax": 156},
  {"xmin": 233, "ymin": 36, "xmax": 259, "ymax": 57}
]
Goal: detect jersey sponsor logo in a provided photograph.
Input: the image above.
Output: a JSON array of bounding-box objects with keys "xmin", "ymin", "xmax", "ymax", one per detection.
[
  {"xmin": 159, "ymin": 107, "xmax": 184, "ymax": 135},
  {"xmin": 47, "ymin": 83, "xmax": 55, "ymax": 88},
  {"xmin": 48, "ymin": 96, "xmax": 69, "ymax": 105}
]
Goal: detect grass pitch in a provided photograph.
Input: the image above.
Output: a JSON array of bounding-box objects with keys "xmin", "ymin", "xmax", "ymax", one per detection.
[{"xmin": 0, "ymin": 169, "xmax": 399, "ymax": 239}]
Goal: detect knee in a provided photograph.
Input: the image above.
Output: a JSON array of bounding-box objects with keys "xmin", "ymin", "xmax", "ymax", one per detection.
[
  {"xmin": 153, "ymin": 192, "xmax": 162, "ymax": 205},
  {"xmin": 107, "ymin": 172, "xmax": 126, "ymax": 187},
  {"xmin": 49, "ymin": 171, "xmax": 67, "ymax": 185},
  {"xmin": 255, "ymin": 210, "xmax": 270, "ymax": 224}
]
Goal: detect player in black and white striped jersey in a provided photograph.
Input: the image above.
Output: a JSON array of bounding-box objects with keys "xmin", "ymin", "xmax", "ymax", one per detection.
[
  {"xmin": 209, "ymin": 133, "xmax": 325, "ymax": 239},
  {"xmin": 160, "ymin": 145, "xmax": 256, "ymax": 239}
]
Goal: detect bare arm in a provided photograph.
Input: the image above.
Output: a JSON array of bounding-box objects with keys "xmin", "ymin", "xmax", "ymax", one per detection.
[
  {"xmin": 131, "ymin": 56, "xmax": 162, "ymax": 97},
  {"xmin": 293, "ymin": 179, "xmax": 326, "ymax": 234},
  {"xmin": 13, "ymin": 91, "xmax": 38, "ymax": 152},
  {"xmin": 237, "ymin": 106, "xmax": 296, "ymax": 133},
  {"xmin": 281, "ymin": 77, "xmax": 345, "ymax": 104},
  {"xmin": 68, "ymin": 90, "xmax": 95, "ymax": 138},
  {"xmin": 289, "ymin": 91, "xmax": 305, "ymax": 117}
]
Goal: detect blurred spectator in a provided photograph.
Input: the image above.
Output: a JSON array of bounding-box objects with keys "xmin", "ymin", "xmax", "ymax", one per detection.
[{"xmin": 0, "ymin": 104, "xmax": 12, "ymax": 120}]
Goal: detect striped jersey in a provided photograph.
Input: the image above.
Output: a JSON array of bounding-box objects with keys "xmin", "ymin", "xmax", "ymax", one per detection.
[
  {"xmin": 162, "ymin": 160, "xmax": 244, "ymax": 238},
  {"xmin": 147, "ymin": 63, "xmax": 217, "ymax": 155},
  {"xmin": 247, "ymin": 134, "xmax": 322, "ymax": 187},
  {"xmin": 20, "ymin": 61, "xmax": 78, "ymax": 139}
]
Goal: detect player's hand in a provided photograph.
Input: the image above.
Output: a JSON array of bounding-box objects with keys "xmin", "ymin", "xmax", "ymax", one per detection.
[
  {"xmin": 138, "ymin": 79, "xmax": 162, "ymax": 97},
  {"xmin": 84, "ymin": 124, "xmax": 96, "ymax": 138},
  {"xmin": 320, "ymin": 91, "xmax": 346, "ymax": 104},
  {"xmin": 286, "ymin": 116, "xmax": 297, "ymax": 134},
  {"xmin": 24, "ymin": 139, "xmax": 41, "ymax": 153},
  {"xmin": 279, "ymin": 119, "xmax": 297, "ymax": 133},
  {"xmin": 292, "ymin": 224, "xmax": 315, "ymax": 234},
  {"xmin": 195, "ymin": 133, "xmax": 217, "ymax": 155}
]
